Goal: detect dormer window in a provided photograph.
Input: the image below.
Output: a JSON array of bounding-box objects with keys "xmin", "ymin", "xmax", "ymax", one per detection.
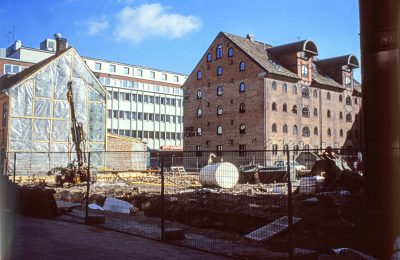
[
  {"xmin": 345, "ymin": 76, "xmax": 351, "ymax": 86},
  {"xmin": 301, "ymin": 64, "xmax": 309, "ymax": 77}
]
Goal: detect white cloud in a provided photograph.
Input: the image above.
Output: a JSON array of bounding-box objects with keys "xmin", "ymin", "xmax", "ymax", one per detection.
[
  {"xmin": 86, "ymin": 16, "xmax": 109, "ymax": 36},
  {"xmin": 115, "ymin": 3, "xmax": 202, "ymax": 44}
]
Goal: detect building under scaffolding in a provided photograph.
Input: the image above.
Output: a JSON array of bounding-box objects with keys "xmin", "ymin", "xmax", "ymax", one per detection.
[{"xmin": 0, "ymin": 46, "xmax": 107, "ymax": 175}]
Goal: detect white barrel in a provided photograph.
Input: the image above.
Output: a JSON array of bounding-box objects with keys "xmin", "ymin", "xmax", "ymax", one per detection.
[{"xmin": 199, "ymin": 162, "xmax": 239, "ymax": 189}]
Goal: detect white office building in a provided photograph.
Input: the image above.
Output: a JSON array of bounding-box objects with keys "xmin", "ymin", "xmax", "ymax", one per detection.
[{"xmin": 0, "ymin": 36, "xmax": 187, "ymax": 150}]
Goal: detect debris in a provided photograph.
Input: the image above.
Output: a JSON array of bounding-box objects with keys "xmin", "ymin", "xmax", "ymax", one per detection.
[
  {"xmin": 317, "ymin": 191, "xmax": 348, "ymax": 207},
  {"xmin": 18, "ymin": 187, "xmax": 59, "ymax": 218},
  {"xmin": 271, "ymin": 186, "xmax": 284, "ymax": 194},
  {"xmin": 88, "ymin": 204, "xmax": 104, "ymax": 211},
  {"xmin": 245, "ymin": 216, "xmax": 301, "ymax": 241},
  {"xmin": 56, "ymin": 201, "xmax": 81, "ymax": 213},
  {"xmin": 332, "ymin": 248, "xmax": 376, "ymax": 260},
  {"xmin": 103, "ymin": 196, "xmax": 133, "ymax": 214},
  {"xmin": 303, "ymin": 197, "xmax": 319, "ymax": 205}
]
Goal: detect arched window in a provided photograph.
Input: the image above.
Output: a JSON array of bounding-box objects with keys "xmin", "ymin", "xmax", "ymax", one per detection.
[
  {"xmin": 313, "ymin": 108, "xmax": 318, "ymax": 116},
  {"xmin": 272, "ymin": 102, "xmax": 277, "ymax": 111},
  {"xmin": 292, "ymin": 85, "xmax": 297, "ymax": 95},
  {"xmin": 272, "ymin": 81, "xmax": 277, "ymax": 91},
  {"xmin": 197, "ymin": 108, "xmax": 202, "ymax": 118},
  {"xmin": 346, "ymin": 113, "xmax": 352, "ymax": 122},
  {"xmin": 314, "ymin": 127, "xmax": 318, "ymax": 135},
  {"xmin": 282, "ymin": 83, "xmax": 287, "ymax": 93},
  {"xmin": 217, "ymin": 66, "xmax": 223, "ymax": 76},
  {"xmin": 302, "ymin": 107, "xmax": 310, "ymax": 118},
  {"xmin": 340, "ymin": 129, "xmax": 344, "ymax": 137},
  {"xmin": 283, "ymin": 103, "xmax": 287, "ymax": 112},
  {"xmin": 313, "ymin": 89, "xmax": 318, "ymax": 98},
  {"xmin": 283, "ymin": 124, "xmax": 288, "ymax": 133},
  {"xmin": 272, "ymin": 123, "xmax": 277, "ymax": 133},
  {"xmin": 197, "ymin": 90, "xmax": 202, "ymax": 99},
  {"xmin": 292, "ymin": 105, "xmax": 297, "ymax": 114},
  {"xmin": 239, "ymin": 82, "xmax": 246, "ymax": 92},
  {"xmin": 346, "ymin": 96, "xmax": 352, "ymax": 105},
  {"xmin": 228, "ymin": 47, "xmax": 234, "ymax": 57},
  {"xmin": 339, "ymin": 112, "xmax": 343, "ymax": 119},
  {"xmin": 196, "ymin": 127, "xmax": 202, "ymax": 136},
  {"xmin": 302, "ymin": 126, "xmax": 310, "ymax": 137},
  {"xmin": 239, "ymin": 61, "xmax": 245, "ymax": 71},
  {"xmin": 207, "ymin": 53, "xmax": 212, "ymax": 62},
  {"xmin": 327, "ymin": 128, "xmax": 332, "ymax": 136},
  {"xmin": 302, "ymin": 86, "xmax": 310, "ymax": 98},
  {"xmin": 301, "ymin": 64, "xmax": 309, "ymax": 77},
  {"xmin": 239, "ymin": 103, "xmax": 246, "ymax": 113},
  {"xmin": 339, "ymin": 94, "xmax": 343, "ymax": 102},
  {"xmin": 217, "ymin": 106, "xmax": 223, "ymax": 115},
  {"xmin": 216, "ymin": 45, "xmax": 223, "ymax": 59},
  {"xmin": 197, "ymin": 70, "xmax": 202, "ymax": 79},
  {"xmin": 293, "ymin": 125, "xmax": 298, "ymax": 134},
  {"xmin": 217, "ymin": 125, "xmax": 223, "ymax": 135},
  {"xmin": 327, "ymin": 92, "xmax": 331, "ymax": 100},
  {"xmin": 327, "ymin": 110, "xmax": 331, "ymax": 118},
  {"xmin": 354, "ymin": 98, "xmax": 358, "ymax": 105},
  {"xmin": 239, "ymin": 124, "xmax": 246, "ymax": 134},
  {"xmin": 217, "ymin": 86, "xmax": 223, "ymax": 96}
]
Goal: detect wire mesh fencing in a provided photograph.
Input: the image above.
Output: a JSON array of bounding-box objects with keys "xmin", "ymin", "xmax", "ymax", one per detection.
[{"xmin": 5, "ymin": 147, "xmax": 372, "ymax": 258}]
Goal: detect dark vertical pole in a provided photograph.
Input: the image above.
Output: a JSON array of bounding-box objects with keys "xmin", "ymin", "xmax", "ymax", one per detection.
[
  {"xmin": 160, "ymin": 151, "xmax": 165, "ymax": 241},
  {"xmin": 85, "ymin": 152, "xmax": 91, "ymax": 220},
  {"xmin": 287, "ymin": 149, "xmax": 293, "ymax": 259},
  {"xmin": 359, "ymin": 0, "xmax": 400, "ymax": 257},
  {"xmin": 13, "ymin": 152, "xmax": 16, "ymax": 183}
]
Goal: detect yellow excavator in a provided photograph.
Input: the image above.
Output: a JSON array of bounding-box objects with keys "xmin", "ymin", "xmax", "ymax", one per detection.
[{"xmin": 48, "ymin": 81, "xmax": 88, "ymax": 186}]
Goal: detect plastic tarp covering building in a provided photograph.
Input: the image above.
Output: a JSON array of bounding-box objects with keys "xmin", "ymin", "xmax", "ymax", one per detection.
[{"xmin": 7, "ymin": 49, "xmax": 107, "ymax": 175}]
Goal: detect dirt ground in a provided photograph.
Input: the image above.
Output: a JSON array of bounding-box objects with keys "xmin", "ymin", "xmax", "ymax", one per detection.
[{"xmin": 20, "ymin": 173, "xmax": 371, "ymax": 258}]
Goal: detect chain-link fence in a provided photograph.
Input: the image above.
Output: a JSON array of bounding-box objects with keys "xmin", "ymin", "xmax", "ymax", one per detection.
[{"xmin": 5, "ymin": 148, "xmax": 371, "ymax": 258}]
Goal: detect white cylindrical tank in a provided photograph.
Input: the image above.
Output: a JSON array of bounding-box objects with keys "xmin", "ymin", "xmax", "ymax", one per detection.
[{"xmin": 199, "ymin": 162, "xmax": 239, "ymax": 189}]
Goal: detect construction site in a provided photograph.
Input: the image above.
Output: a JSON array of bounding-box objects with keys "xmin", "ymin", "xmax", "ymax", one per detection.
[{"xmin": 0, "ymin": 44, "xmax": 382, "ymax": 257}]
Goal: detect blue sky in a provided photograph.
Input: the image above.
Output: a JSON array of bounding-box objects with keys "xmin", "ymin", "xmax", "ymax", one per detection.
[{"xmin": 0, "ymin": 0, "xmax": 361, "ymax": 80}]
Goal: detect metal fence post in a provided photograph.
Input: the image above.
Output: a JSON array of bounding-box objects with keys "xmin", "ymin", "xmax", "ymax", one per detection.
[
  {"xmin": 286, "ymin": 149, "xmax": 293, "ymax": 259},
  {"xmin": 160, "ymin": 151, "xmax": 165, "ymax": 241},
  {"xmin": 13, "ymin": 152, "xmax": 16, "ymax": 183},
  {"xmin": 85, "ymin": 152, "xmax": 91, "ymax": 221}
]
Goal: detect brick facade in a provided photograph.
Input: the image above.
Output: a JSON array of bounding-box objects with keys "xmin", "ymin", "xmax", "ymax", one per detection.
[{"xmin": 183, "ymin": 32, "xmax": 362, "ymax": 154}]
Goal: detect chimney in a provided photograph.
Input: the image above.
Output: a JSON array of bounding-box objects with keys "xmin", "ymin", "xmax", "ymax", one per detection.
[
  {"xmin": 54, "ymin": 33, "xmax": 68, "ymax": 53},
  {"xmin": 246, "ymin": 33, "xmax": 255, "ymax": 42}
]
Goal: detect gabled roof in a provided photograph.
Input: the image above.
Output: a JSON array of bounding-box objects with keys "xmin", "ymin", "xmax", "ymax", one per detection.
[
  {"xmin": 0, "ymin": 47, "xmax": 72, "ymax": 91},
  {"xmin": 268, "ymin": 40, "xmax": 318, "ymax": 57},
  {"xmin": 314, "ymin": 55, "xmax": 360, "ymax": 70},
  {"xmin": 222, "ymin": 32, "xmax": 299, "ymax": 79}
]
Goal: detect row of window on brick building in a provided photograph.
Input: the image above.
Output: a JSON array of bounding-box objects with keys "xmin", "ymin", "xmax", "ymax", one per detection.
[
  {"xmin": 110, "ymin": 91, "xmax": 182, "ymax": 107},
  {"xmin": 108, "ymin": 128, "xmax": 182, "ymax": 140},
  {"xmin": 107, "ymin": 110, "xmax": 182, "ymax": 123},
  {"xmin": 193, "ymin": 123, "xmax": 349, "ymax": 139},
  {"xmin": 195, "ymin": 82, "xmax": 358, "ymax": 105},
  {"xmin": 195, "ymin": 103, "xmax": 352, "ymax": 122}
]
